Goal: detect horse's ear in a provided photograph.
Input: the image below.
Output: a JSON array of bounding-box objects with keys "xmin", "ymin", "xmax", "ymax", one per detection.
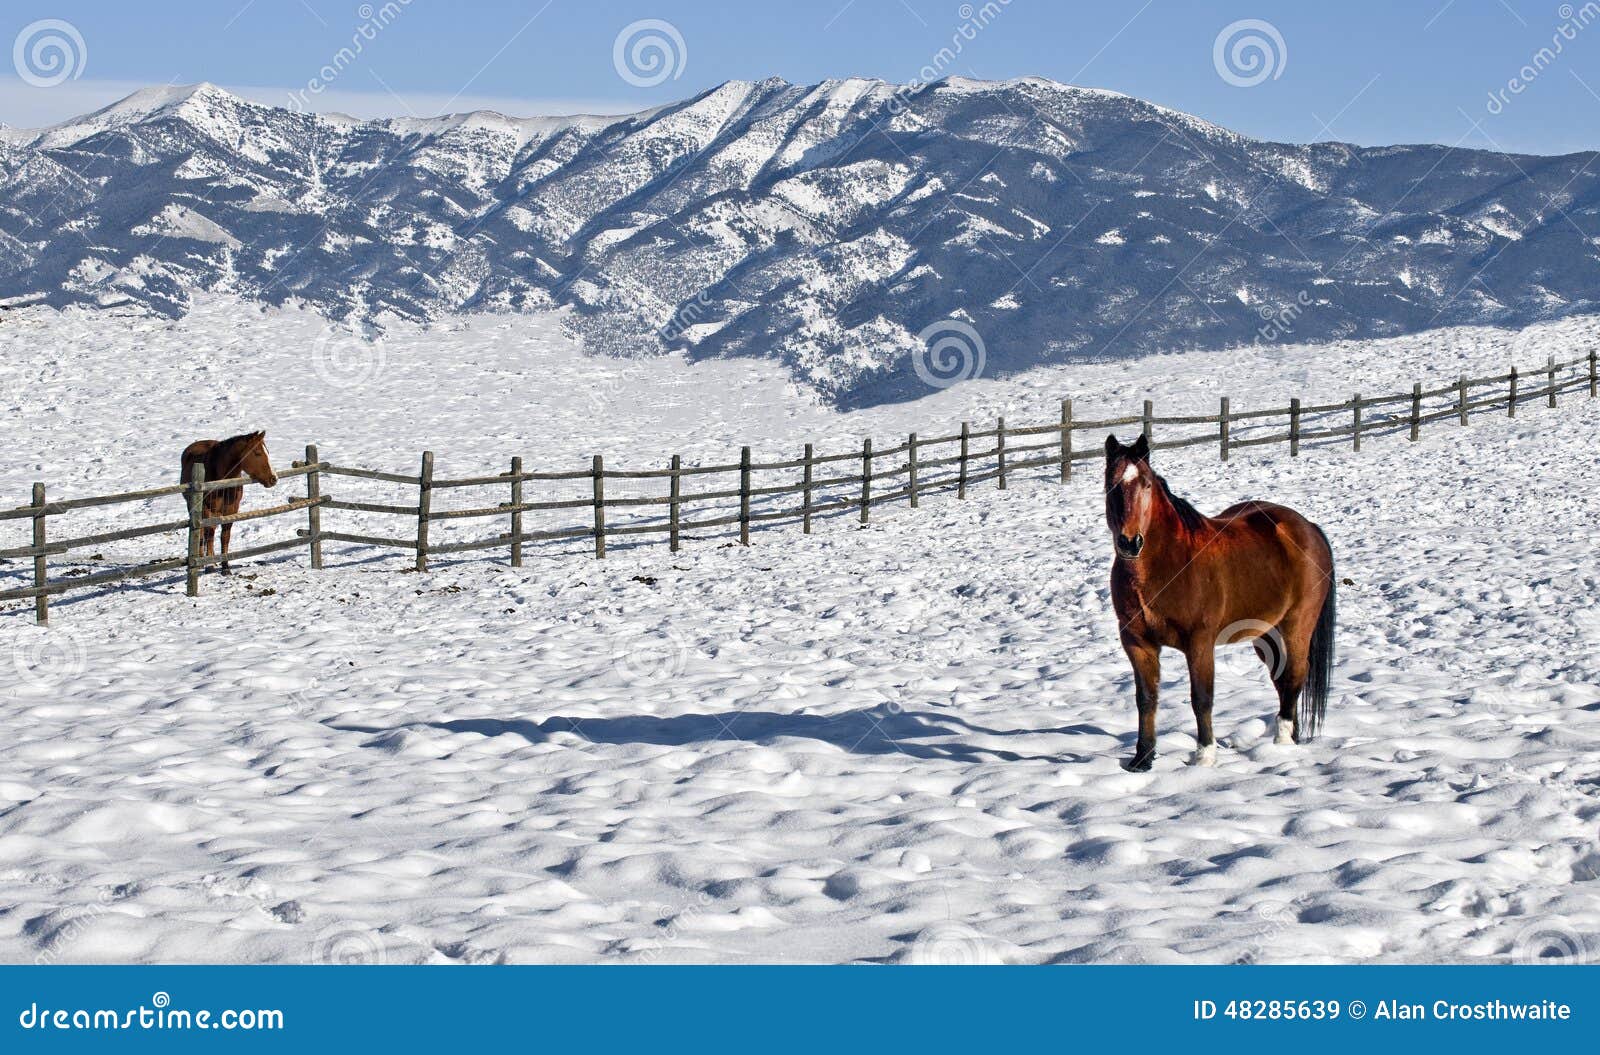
[
  {"xmin": 1129, "ymin": 433, "xmax": 1150, "ymax": 462},
  {"xmin": 1105, "ymin": 434, "xmax": 1122, "ymax": 458}
]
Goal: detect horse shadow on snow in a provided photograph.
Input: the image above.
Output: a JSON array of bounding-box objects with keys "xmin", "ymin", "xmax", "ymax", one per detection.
[{"xmin": 332, "ymin": 702, "xmax": 1091, "ymax": 764}]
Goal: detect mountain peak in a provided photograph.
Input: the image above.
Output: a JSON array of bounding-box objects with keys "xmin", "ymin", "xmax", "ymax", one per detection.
[
  {"xmin": 87, "ymin": 81, "xmax": 240, "ymax": 120},
  {"xmin": 26, "ymin": 82, "xmax": 260, "ymax": 149}
]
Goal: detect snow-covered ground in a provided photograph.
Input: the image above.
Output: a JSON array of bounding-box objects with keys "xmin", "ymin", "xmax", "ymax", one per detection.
[{"xmin": 1, "ymin": 301, "xmax": 1598, "ymax": 963}]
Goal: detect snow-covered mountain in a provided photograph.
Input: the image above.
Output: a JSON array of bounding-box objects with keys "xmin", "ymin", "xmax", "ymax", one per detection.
[{"xmin": 2, "ymin": 78, "xmax": 1597, "ymax": 405}]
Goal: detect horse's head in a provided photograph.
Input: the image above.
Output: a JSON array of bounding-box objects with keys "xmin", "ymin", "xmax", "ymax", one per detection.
[
  {"xmin": 239, "ymin": 431, "xmax": 278, "ymax": 489},
  {"xmin": 1104, "ymin": 433, "xmax": 1153, "ymax": 560}
]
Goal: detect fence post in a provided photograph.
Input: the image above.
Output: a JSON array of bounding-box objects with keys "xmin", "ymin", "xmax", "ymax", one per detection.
[
  {"xmin": 1509, "ymin": 367, "xmax": 1518, "ymax": 418},
  {"xmin": 1410, "ymin": 383, "xmax": 1421, "ymax": 441},
  {"xmin": 907, "ymin": 433, "xmax": 919, "ymax": 508},
  {"xmin": 186, "ymin": 463, "xmax": 205, "ymax": 597},
  {"xmin": 1352, "ymin": 394, "xmax": 1362, "ymax": 452},
  {"xmin": 739, "ymin": 446, "xmax": 752, "ymax": 546},
  {"xmin": 1590, "ymin": 350, "xmax": 1597, "ymax": 398},
  {"xmin": 1548, "ymin": 355, "xmax": 1557, "ymax": 408},
  {"xmin": 31, "ymin": 483, "xmax": 47, "ymax": 624},
  {"xmin": 800, "ymin": 445, "xmax": 813, "ymax": 535},
  {"xmin": 1142, "ymin": 399, "xmax": 1153, "ymax": 445},
  {"xmin": 860, "ymin": 439, "xmax": 872, "ymax": 525},
  {"xmin": 669, "ymin": 455, "xmax": 682, "ymax": 552},
  {"xmin": 996, "ymin": 416, "xmax": 1007, "ymax": 491},
  {"xmin": 1219, "ymin": 397, "xmax": 1230, "ymax": 461},
  {"xmin": 1060, "ymin": 399, "xmax": 1072, "ymax": 482},
  {"xmin": 1289, "ymin": 398, "xmax": 1301, "ymax": 457},
  {"xmin": 1458, "ymin": 374, "xmax": 1468, "ymax": 425},
  {"xmin": 509, "ymin": 456, "xmax": 523, "ymax": 568},
  {"xmin": 304, "ymin": 444, "xmax": 323, "ymax": 570},
  {"xmin": 591, "ymin": 455, "xmax": 605, "ymax": 559},
  {"xmin": 415, "ymin": 451, "xmax": 433, "ymax": 572},
  {"xmin": 958, "ymin": 422, "xmax": 969, "ymax": 499}
]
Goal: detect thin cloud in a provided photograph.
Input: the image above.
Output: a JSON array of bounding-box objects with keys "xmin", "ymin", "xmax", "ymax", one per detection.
[{"xmin": 0, "ymin": 77, "xmax": 643, "ymax": 129}]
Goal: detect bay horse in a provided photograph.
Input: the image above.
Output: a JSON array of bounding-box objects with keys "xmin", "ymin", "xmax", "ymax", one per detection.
[
  {"xmin": 1104, "ymin": 433, "xmax": 1335, "ymax": 771},
  {"xmin": 180, "ymin": 431, "xmax": 278, "ymax": 573}
]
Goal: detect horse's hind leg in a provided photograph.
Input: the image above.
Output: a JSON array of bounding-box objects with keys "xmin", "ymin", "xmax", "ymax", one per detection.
[
  {"xmin": 220, "ymin": 522, "xmax": 233, "ymax": 574},
  {"xmin": 1185, "ymin": 642, "xmax": 1217, "ymax": 766},
  {"xmin": 1266, "ymin": 602, "xmax": 1321, "ymax": 743},
  {"xmin": 1268, "ymin": 632, "xmax": 1309, "ymax": 744}
]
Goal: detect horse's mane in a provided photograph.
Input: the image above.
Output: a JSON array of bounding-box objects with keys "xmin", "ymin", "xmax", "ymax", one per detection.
[
  {"xmin": 1155, "ymin": 472, "xmax": 1209, "ymax": 533},
  {"xmin": 219, "ymin": 431, "xmax": 264, "ymax": 449}
]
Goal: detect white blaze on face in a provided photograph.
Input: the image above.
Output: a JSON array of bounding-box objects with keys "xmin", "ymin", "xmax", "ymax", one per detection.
[{"xmin": 1116, "ymin": 459, "xmax": 1152, "ymax": 538}]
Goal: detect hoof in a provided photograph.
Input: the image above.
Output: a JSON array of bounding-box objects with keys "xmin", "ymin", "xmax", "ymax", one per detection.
[
  {"xmin": 1188, "ymin": 744, "xmax": 1217, "ymax": 767},
  {"xmin": 1123, "ymin": 751, "xmax": 1156, "ymax": 773},
  {"xmin": 1274, "ymin": 718, "xmax": 1296, "ymax": 745}
]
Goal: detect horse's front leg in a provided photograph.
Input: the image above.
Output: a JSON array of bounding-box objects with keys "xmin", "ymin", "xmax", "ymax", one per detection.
[
  {"xmin": 1185, "ymin": 639, "xmax": 1217, "ymax": 767},
  {"xmin": 1122, "ymin": 636, "xmax": 1161, "ymax": 771},
  {"xmin": 220, "ymin": 522, "xmax": 233, "ymax": 574}
]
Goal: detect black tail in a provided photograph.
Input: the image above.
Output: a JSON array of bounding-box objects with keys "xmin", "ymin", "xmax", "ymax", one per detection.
[{"xmin": 1300, "ymin": 527, "xmax": 1336, "ymax": 741}]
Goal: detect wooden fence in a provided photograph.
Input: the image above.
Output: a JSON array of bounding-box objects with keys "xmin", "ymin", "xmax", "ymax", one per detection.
[{"xmin": 3, "ymin": 350, "xmax": 1595, "ymax": 624}]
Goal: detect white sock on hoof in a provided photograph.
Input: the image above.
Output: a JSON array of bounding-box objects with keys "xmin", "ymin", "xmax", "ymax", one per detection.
[
  {"xmin": 1275, "ymin": 718, "xmax": 1296, "ymax": 745},
  {"xmin": 1189, "ymin": 744, "xmax": 1217, "ymax": 767}
]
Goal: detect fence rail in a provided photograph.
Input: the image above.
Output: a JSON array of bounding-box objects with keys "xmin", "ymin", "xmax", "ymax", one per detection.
[{"xmin": 3, "ymin": 350, "xmax": 1596, "ymax": 623}]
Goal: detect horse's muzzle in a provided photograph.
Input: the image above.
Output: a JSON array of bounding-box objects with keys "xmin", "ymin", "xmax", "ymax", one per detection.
[{"xmin": 1115, "ymin": 532, "xmax": 1145, "ymax": 559}]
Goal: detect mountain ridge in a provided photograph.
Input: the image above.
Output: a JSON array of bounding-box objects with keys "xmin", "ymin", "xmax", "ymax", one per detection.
[{"xmin": 2, "ymin": 77, "xmax": 1596, "ymax": 405}]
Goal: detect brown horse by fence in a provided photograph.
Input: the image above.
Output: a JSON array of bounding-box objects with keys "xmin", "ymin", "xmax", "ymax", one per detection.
[
  {"xmin": 180, "ymin": 431, "xmax": 278, "ymax": 573},
  {"xmin": 1104, "ymin": 433, "xmax": 1335, "ymax": 771}
]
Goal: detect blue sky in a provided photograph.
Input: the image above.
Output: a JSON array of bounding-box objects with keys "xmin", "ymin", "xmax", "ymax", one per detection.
[{"xmin": 2, "ymin": 0, "xmax": 1597, "ymax": 154}]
